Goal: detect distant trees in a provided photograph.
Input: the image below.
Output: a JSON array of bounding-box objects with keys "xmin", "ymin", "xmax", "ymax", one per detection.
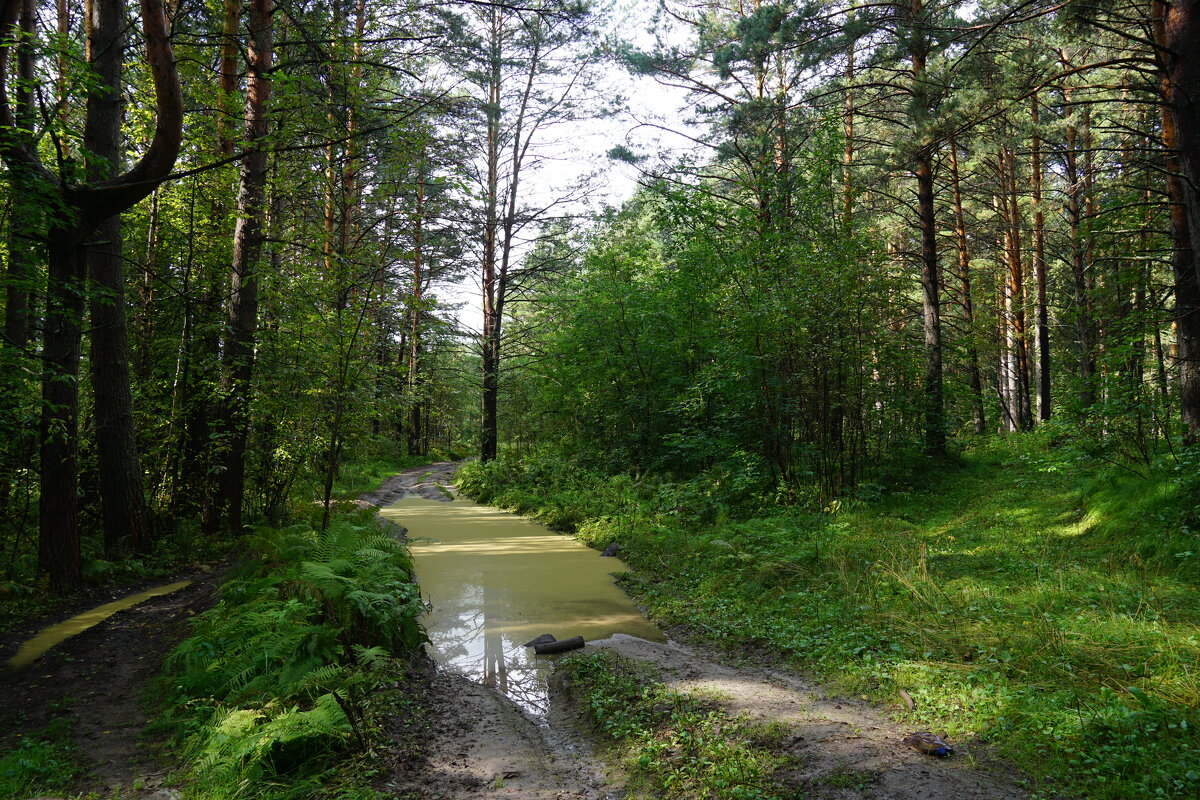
[
  {"xmin": 494, "ymin": 0, "xmax": 1200, "ymax": 502},
  {"xmin": 453, "ymin": 0, "xmax": 597, "ymax": 461}
]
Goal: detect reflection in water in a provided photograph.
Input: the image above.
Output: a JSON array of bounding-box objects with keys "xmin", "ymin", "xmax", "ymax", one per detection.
[
  {"xmin": 7, "ymin": 580, "xmax": 194, "ymax": 670},
  {"xmin": 380, "ymin": 497, "xmax": 663, "ymax": 715}
]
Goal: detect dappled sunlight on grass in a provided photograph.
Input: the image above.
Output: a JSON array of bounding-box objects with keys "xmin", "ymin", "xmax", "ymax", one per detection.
[{"xmin": 461, "ymin": 441, "xmax": 1200, "ymax": 798}]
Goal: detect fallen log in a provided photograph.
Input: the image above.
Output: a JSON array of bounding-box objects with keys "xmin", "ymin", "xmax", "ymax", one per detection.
[
  {"xmin": 523, "ymin": 633, "xmax": 557, "ymax": 648},
  {"xmin": 533, "ymin": 635, "xmax": 585, "ymax": 654}
]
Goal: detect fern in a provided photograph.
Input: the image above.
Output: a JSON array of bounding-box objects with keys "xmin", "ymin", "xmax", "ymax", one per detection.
[{"xmin": 155, "ymin": 513, "xmax": 426, "ymax": 799}]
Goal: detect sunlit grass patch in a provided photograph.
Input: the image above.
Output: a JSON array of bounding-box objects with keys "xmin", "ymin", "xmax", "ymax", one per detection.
[
  {"xmin": 561, "ymin": 650, "xmax": 790, "ymax": 800},
  {"xmin": 460, "ymin": 436, "xmax": 1200, "ymax": 798}
]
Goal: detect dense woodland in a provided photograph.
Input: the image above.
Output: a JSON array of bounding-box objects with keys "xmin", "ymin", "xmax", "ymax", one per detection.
[
  {"xmin": 2, "ymin": 2, "xmax": 1200, "ymax": 798},
  {"xmin": 0, "ymin": 0, "xmax": 1198, "ymax": 595}
]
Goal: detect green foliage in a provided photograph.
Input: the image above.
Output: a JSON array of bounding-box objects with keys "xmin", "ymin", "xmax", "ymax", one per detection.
[
  {"xmin": 498, "ymin": 139, "xmax": 907, "ymax": 502},
  {"xmin": 157, "ymin": 516, "xmax": 427, "ymax": 799},
  {"xmin": 0, "ymin": 719, "xmax": 85, "ymax": 799},
  {"xmin": 561, "ymin": 650, "xmax": 788, "ymax": 799},
  {"xmin": 463, "ymin": 438, "xmax": 1200, "ymax": 800}
]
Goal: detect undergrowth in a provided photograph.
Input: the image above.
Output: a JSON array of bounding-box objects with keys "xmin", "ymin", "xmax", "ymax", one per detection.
[
  {"xmin": 459, "ymin": 434, "xmax": 1200, "ymax": 800},
  {"xmin": 0, "ymin": 451, "xmax": 432, "ymax": 637},
  {"xmin": 561, "ymin": 650, "xmax": 792, "ymax": 799},
  {"xmin": 154, "ymin": 513, "xmax": 427, "ymax": 800},
  {"xmin": 0, "ymin": 718, "xmax": 85, "ymax": 799}
]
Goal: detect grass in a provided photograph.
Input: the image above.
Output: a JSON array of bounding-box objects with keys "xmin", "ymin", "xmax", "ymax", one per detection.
[
  {"xmin": 0, "ymin": 718, "xmax": 86, "ymax": 799},
  {"xmin": 560, "ymin": 649, "xmax": 794, "ymax": 799},
  {"xmin": 459, "ymin": 435, "xmax": 1200, "ymax": 800}
]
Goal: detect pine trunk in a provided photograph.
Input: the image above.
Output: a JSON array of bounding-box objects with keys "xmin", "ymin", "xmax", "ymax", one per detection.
[
  {"xmin": 217, "ymin": 0, "xmax": 273, "ymax": 533},
  {"xmin": 1160, "ymin": 0, "xmax": 1200, "ymax": 442},
  {"xmin": 948, "ymin": 140, "xmax": 985, "ymax": 434}
]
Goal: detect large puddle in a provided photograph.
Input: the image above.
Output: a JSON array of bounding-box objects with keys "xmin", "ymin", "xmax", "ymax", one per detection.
[
  {"xmin": 380, "ymin": 496, "xmax": 663, "ymax": 714},
  {"xmin": 7, "ymin": 580, "xmax": 193, "ymax": 670}
]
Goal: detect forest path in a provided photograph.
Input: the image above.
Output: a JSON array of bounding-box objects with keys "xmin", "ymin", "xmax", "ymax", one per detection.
[
  {"xmin": 584, "ymin": 635, "xmax": 1029, "ymax": 800},
  {"xmin": 379, "ymin": 464, "xmax": 1031, "ymax": 800},
  {"xmin": 0, "ymin": 569, "xmax": 223, "ymax": 799},
  {"xmin": 358, "ymin": 460, "xmax": 462, "ymax": 506}
]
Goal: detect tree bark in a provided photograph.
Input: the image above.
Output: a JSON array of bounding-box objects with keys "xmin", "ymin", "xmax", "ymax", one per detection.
[
  {"xmin": 998, "ymin": 145, "xmax": 1031, "ymax": 430},
  {"xmin": 1060, "ymin": 65, "xmax": 1096, "ymax": 411},
  {"xmin": 948, "ymin": 140, "xmax": 984, "ymax": 434},
  {"xmin": 1160, "ymin": 0, "xmax": 1200, "ymax": 442},
  {"xmin": 917, "ymin": 148, "xmax": 944, "ymax": 453},
  {"xmin": 909, "ymin": 0, "xmax": 944, "ymax": 454},
  {"xmin": 90, "ymin": 215, "xmax": 151, "ymax": 556},
  {"xmin": 1030, "ymin": 93, "xmax": 1051, "ymax": 421},
  {"xmin": 480, "ymin": 6, "xmax": 504, "ymax": 462},
  {"xmin": 842, "ymin": 14, "xmax": 855, "ymax": 225},
  {"xmin": 85, "ymin": 0, "xmax": 151, "ymax": 557},
  {"xmin": 38, "ymin": 226, "xmax": 86, "ymax": 590},
  {"xmin": 216, "ymin": 0, "xmax": 274, "ymax": 534},
  {"xmin": 408, "ymin": 172, "xmax": 426, "ymax": 457}
]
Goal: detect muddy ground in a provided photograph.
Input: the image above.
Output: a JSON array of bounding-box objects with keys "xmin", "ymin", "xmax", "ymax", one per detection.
[
  {"xmin": 383, "ymin": 634, "xmax": 1031, "ymax": 800},
  {"xmin": 1, "ymin": 462, "xmax": 1036, "ymax": 799},
  {"xmin": 0, "ymin": 568, "xmax": 223, "ymax": 799}
]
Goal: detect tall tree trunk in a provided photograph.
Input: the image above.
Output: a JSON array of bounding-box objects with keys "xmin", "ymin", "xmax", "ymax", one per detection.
[
  {"xmin": 1030, "ymin": 93, "xmax": 1051, "ymax": 421},
  {"xmin": 408, "ymin": 173, "xmax": 425, "ymax": 457},
  {"xmin": 89, "ymin": 214, "xmax": 151, "ymax": 556},
  {"xmin": 38, "ymin": 227, "xmax": 86, "ymax": 590},
  {"xmin": 1061, "ymin": 66, "xmax": 1096, "ymax": 411},
  {"xmin": 917, "ymin": 147, "xmax": 944, "ymax": 453},
  {"xmin": 217, "ymin": 0, "xmax": 273, "ymax": 534},
  {"xmin": 948, "ymin": 139, "xmax": 985, "ymax": 434},
  {"xmin": 842, "ymin": 13, "xmax": 854, "ymax": 225},
  {"xmin": 907, "ymin": 0, "xmax": 945, "ymax": 454},
  {"xmin": 194, "ymin": 0, "xmax": 241, "ymax": 527},
  {"xmin": 999, "ymin": 145, "xmax": 1032, "ymax": 430},
  {"xmin": 480, "ymin": 7, "xmax": 504, "ymax": 462},
  {"xmin": 1159, "ymin": 0, "xmax": 1200, "ymax": 442},
  {"xmin": 86, "ymin": 0, "xmax": 151, "ymax": 557}
]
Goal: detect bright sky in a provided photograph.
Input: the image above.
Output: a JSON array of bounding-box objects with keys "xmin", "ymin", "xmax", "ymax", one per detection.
[{"xmin": 441, "ymin": 0, "xmax": 695, "ymax": 335}]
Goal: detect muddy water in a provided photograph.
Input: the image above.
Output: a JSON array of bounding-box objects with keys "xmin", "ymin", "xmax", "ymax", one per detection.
[
  {"xmin": 7, "ymin": 579, "xmax": 193, "ymax": 670},
  {"xmin": 380, "ymin": 496, "xmax": 663, "ymax": 715}
]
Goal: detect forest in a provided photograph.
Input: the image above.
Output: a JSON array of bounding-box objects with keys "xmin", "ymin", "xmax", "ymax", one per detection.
[{"xmin": 1, "ymin": 0, "xmax": 1199, "ymax": 799}]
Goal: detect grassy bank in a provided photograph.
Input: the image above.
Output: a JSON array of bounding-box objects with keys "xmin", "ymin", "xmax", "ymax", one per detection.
[
  {"xmin": 152, "ymin": 512, "xmax": 427, "ymax": 800},
  {"xmin": 560, "ymin": 649, "xmax": 793, "ymax": 799},
  {"xmin": 458, "ymin": 436, "xmax": 1200, "ymax": 799}
]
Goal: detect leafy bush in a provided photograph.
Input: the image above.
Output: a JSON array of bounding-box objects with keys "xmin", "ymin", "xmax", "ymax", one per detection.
[{"xmin": 157, "ymin": 515, "xmax": 427, "ymax": 799}]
